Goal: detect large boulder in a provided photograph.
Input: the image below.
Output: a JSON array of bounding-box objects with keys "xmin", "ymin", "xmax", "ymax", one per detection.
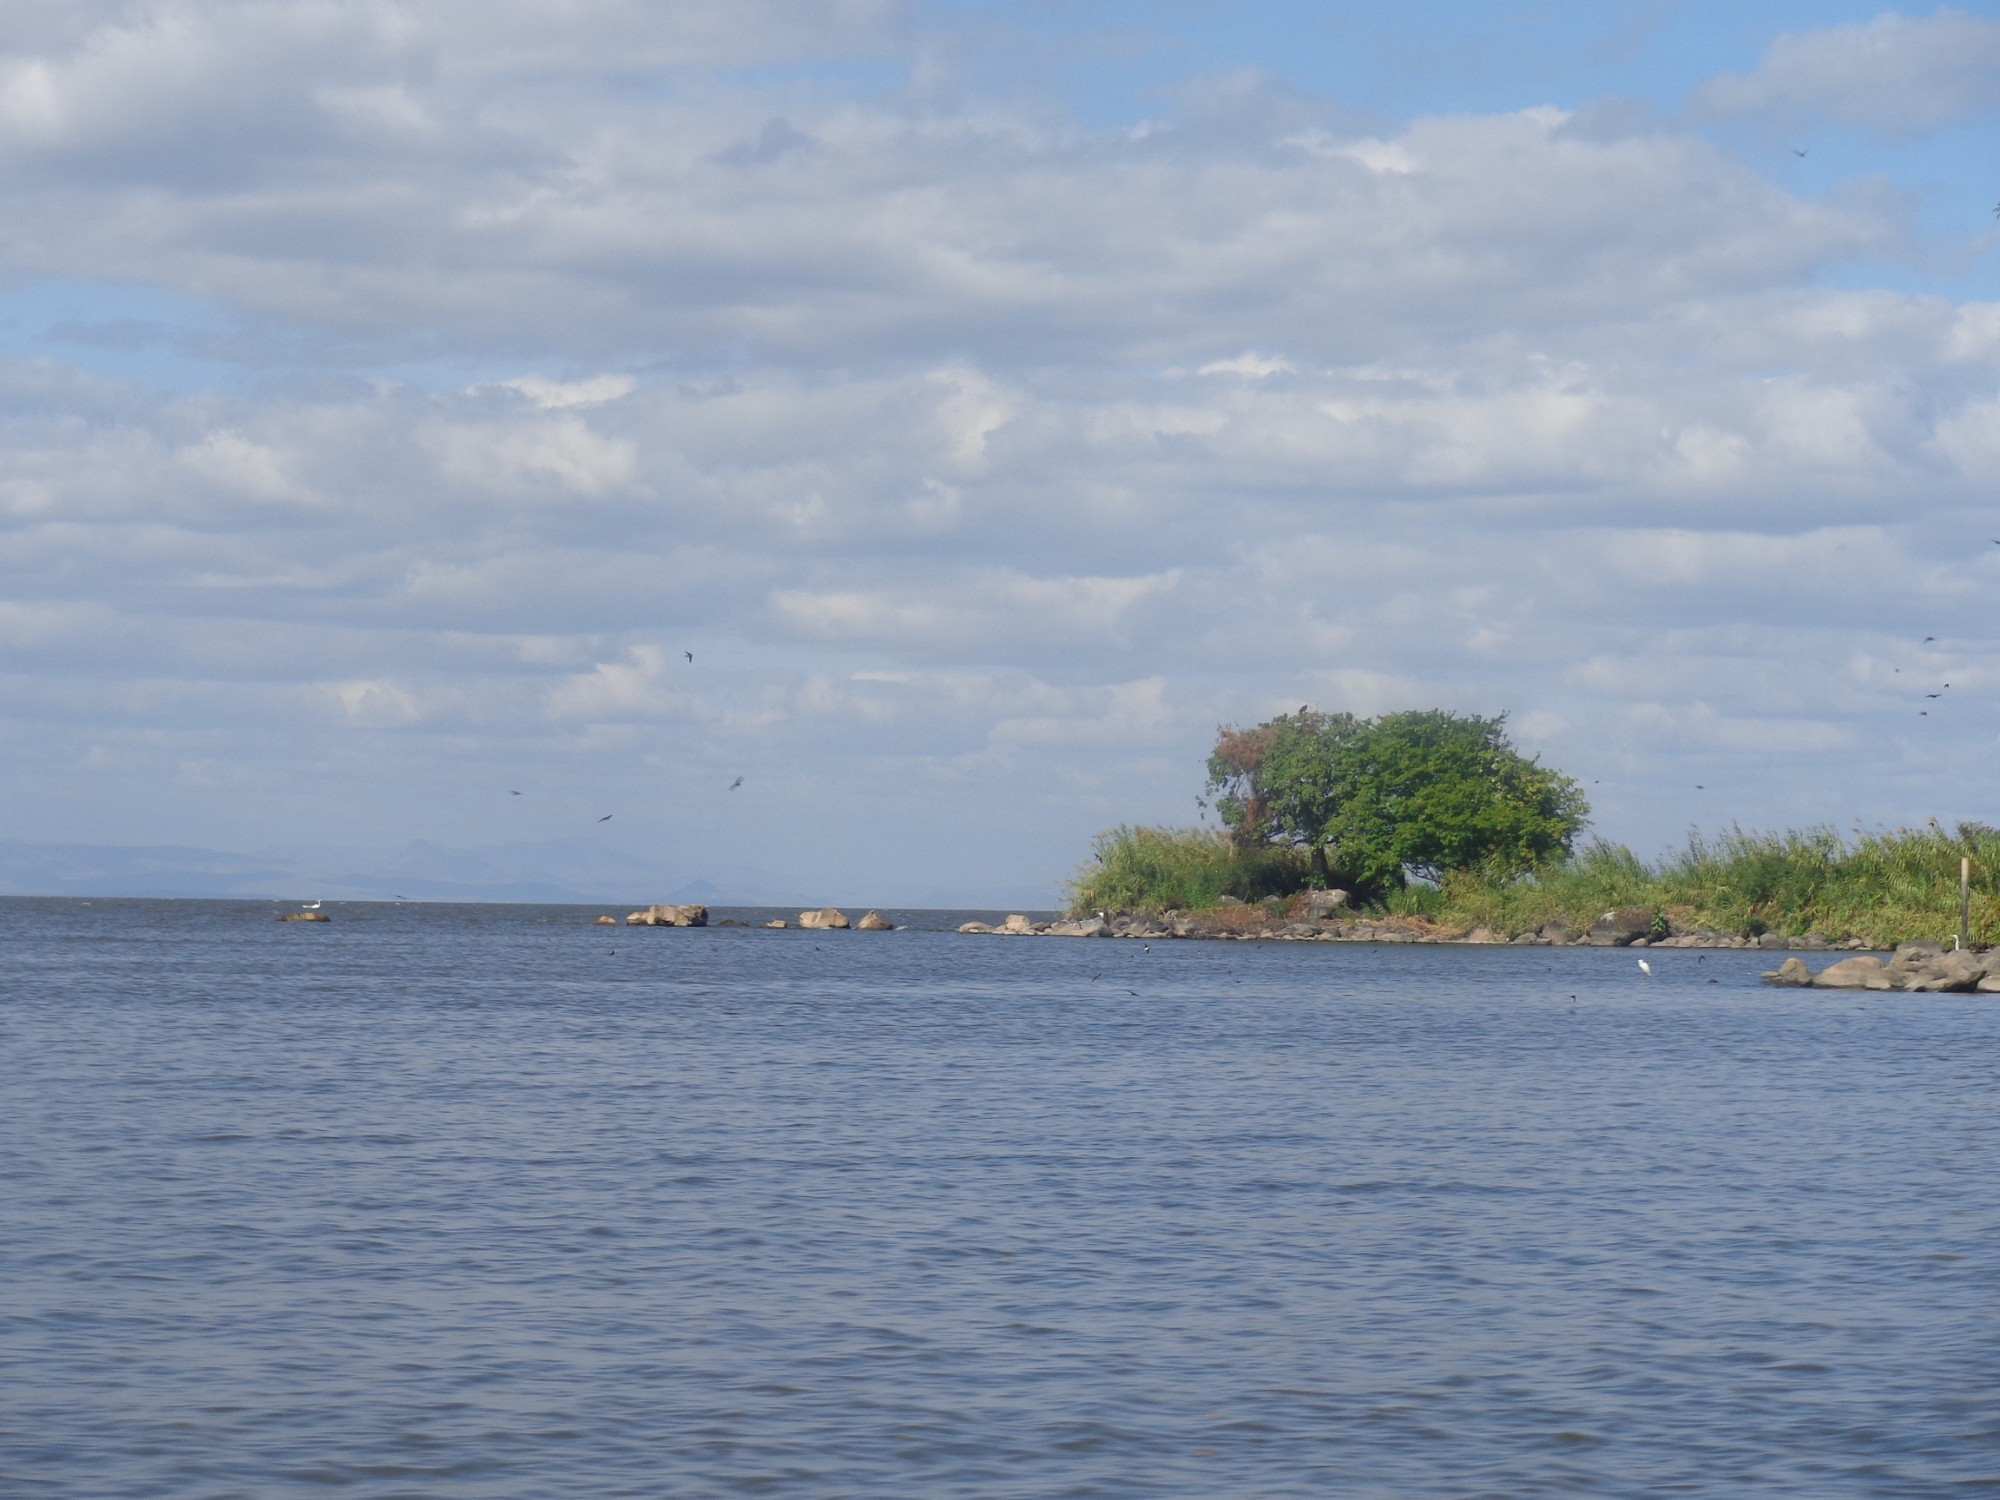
[
  {"xmin": 799, "ymin": 908, "xmax": 850, "ymax": 930},
  {"xmin": 997, "ymin": 913, "xmax": 1039, "ymax": 935},
  {"xmin": 627, "ymin": 904, "xmax": 707, "ymax": 927},
  {"xmin": 1045, "ymin": 917, "xmax": 1108, "ymax": 937},
  {"xmin": 1905, "ymin": 949, "xmax": 1991, "ymax": 993},
  {"xmin": 1462, "ymin": 926, "xmax": 1506, "ymax": 944},
  {"xmin": 1810, "ymin": 956, "xmax": 1894, "ymax": 990},
  {"xmin": 1585, "ymin": 908, "xmax": 1654, "ymax": 946},
  {"xmin": 855, "ymin": 910, "xmax": 895, "ymax": 931},
  {"xmin": 957, "ymin": 921, "xmax": 994, "ymax": 934},
  {"xmin": 1762, "ymin": 956, "xmax": 1814, "ymax": 987},
  {"xmin": 277, "ymin": 910, "xmax": 329, "ymax": 923},
  {"xmin": 1302, "ymin": 889, "xmax": 1351, "ymax": 918}
]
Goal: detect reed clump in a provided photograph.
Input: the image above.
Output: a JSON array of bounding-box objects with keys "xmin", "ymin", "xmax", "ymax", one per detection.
[
  {"xmin": 1065, "ymin": 826, "xmax": 1306, "ymax": 915},
  {"xmin": 1387, "ymin": 822, "xmax": 2000, "ymax": 946}
]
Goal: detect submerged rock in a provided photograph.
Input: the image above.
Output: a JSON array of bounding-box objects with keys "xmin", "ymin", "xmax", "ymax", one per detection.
[
  {"xmin": 277, "ymin": 910, "xmax": 329, "ymax": 923},
  {"xmin": 594, "ymin": 915, "xmax": 617, "ymax": 925}
]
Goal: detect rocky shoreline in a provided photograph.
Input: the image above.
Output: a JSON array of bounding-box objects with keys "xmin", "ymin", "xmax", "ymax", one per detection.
[
  {"xmin": 957, "ymin": 902, "xmax": 1881, "ymax": 951},
  {"xmin": 1762, "ymin": 944, "xmax": 2000, "ymax": 993}
]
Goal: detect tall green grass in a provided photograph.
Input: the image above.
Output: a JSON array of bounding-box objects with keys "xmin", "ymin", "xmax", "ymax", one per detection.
[
  {"xmin": 1065, "ymin": 826, "xmax": 1306, "ymax": 915},
  {"xmin": 1070, "ymin": 820, "xmax": 2000, "ymax": 944},
  {"xmin": 1387, "ymin": 822, "xmax": 2000, "ymax": 946}
]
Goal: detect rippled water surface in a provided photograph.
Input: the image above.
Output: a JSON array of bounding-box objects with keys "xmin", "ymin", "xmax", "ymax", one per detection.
[{"xmin": 3, "ymin": 897, "xmax": 1997, "ymax": 1497}]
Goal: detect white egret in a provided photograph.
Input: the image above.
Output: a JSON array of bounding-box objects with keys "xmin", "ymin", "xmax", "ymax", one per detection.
[{"xmin": 1637, "ymin": 958, "xmax": 1653, "ymax": 978}]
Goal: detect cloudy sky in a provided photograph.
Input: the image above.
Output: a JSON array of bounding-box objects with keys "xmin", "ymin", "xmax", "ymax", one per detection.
[{"xmin": 2, "ymin": 1, "xmax": 1997, "ymax": 904}]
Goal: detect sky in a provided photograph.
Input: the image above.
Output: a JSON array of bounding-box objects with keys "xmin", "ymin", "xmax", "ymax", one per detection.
[{"xmin": 1, "ymin": 0, "xmax": 1998, "ymax": 905}]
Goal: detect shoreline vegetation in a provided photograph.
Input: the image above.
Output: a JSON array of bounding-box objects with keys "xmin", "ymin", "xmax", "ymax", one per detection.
[
  {"xmin": 1059, "ymin": 704, "xmax": 1998, "ymax": 954},
  {"xmin": 1063, "ymin": 822, "xmax": 2000, "ymax": 952}
]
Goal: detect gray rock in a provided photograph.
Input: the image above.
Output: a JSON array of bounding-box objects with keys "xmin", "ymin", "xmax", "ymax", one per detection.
[
  {"xmin": 627, "ymin": 903, "xmax": 707, "ymax": 927},
  {"xmin": 1302, "ymin": 889, "xmax": 1351, "ymax": 918},
  {"xmin": 1810, "ymin": 956, "xmax": 1894, "ymax": 990},
  {"xmin": 855, "ymin": 911, "xmax": 895, "ymax": 931},
  {"xmin": 1585, "ymin": 908, "xmax": 1653, "ymax": 947},
  {"xmin": 1762, "ymin": 956, "xmax": 1814, "ymax": 987},
  {"xmin": 764, "ymin": 919, "xmax": 788, "ymax": 929},
  {"xmin": 1755, "ymin": 932, "xmax": 1787, "ymax": 949},
  {"xmin": 1463, "ymin": 926, "xmax": 1506, "ymax": 944},
  {"xmin": 956, "ymin": 922, "xmax": 993, "ymax": 934},
  {"xmin": 1891, "ymin": 940, "xmax": 1948, "ymax": 971},
  {"xmin": 996, "ymin": 913, "xmax": 1038, "ymax": 935},
  {"xmin": 1045, "ymin": 917, "xmax": 1108, "ymax": 937}
]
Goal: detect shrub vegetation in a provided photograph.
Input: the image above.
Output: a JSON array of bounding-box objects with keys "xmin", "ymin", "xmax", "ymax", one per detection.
[{"xmin": 1065, "ymin": 699, "xmax": 1999, "ymax": 945}]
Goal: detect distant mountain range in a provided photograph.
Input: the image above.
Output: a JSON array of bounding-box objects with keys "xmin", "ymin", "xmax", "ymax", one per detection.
[{"xmin": 0, "ymin": 837, "xmax": 816, "ymax": 906}]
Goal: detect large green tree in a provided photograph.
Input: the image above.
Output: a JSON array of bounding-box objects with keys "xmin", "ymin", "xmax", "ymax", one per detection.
[{"xmin": 1205, "ymin": 707, "xmax": 1588, "ymax": 895}]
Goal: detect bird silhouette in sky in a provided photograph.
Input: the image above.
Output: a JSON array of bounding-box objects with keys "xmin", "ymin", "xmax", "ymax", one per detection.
[
  {"xmin": 1925, "ymin": 636, "xmax": 1936, "ymax": 642},
  {"xmin": 598, "ymin": 814, "xmax": 613, "ymax": 822},
  {"xmin": 729, "ymin": 777, "xmax": 744, "ymax": 790},
  {"xmin": 684, "ymin": 651, "xmax": 694, "ymax": 663},
  {"xmin": 510, "ymin": 790, "xmax": 522, "ymax": 795},
  {"xmin": 1791, "ymin": 146, "xmax": 1808, "ymax": 157},
  {"xmin": 1926, "ymin": 692, "xmax": 1942, "ymax": 699}
]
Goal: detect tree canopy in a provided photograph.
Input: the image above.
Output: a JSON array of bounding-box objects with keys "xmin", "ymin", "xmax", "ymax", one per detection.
[{"xmin": 1204, "ymin": 707, "xmax": 1588, "ymax": 895}]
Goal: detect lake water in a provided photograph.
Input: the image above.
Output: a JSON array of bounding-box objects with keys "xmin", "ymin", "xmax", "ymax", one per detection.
[{"xmin": 3, "ymin": 897, "xmax": 1996, "ymax": 1497}]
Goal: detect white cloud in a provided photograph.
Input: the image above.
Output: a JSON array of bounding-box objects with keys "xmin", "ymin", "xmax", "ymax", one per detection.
[
  {"xmin": 1692, "ymin": 9, "xmax": 2000, "ymax": 136},
  {"xmin": 0, "ymin": 7, "xmax": 1996, "ymax": 896}
]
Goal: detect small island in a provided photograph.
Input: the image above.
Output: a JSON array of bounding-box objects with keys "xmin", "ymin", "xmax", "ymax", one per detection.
[{"xmin": 1044, "ymin": 706, "xmax": 1998, "ymax": 958}]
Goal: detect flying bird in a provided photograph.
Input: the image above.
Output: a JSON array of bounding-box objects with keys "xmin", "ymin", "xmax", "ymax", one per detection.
[
  {"xmin": 684, "ymin": 651, "xmax": 694, "ymax": 663},
  {"xmin": 510, "ymin": 790, "xmax": 522, "ymax": 795},
  {"xmin": 598, "ymin": 814, "xmax": 613, "ymax": 822},
  {"xmin": 729, "ymin": 777, "xmax": 744, "ymax": 790},
  {"xmin": 1926, "ymin": 693, "xmax": 1941, "ymax": 698},
  {"xmin": 1924, "ymin": 636, "xmax": 1935, "ymax": 642}
]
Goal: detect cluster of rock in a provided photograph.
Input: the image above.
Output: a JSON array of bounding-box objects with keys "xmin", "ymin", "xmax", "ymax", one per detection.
[
  {"xmin": 627, "ymin": 904, "xmax": 709, "ymax": 926},
  {"xmin": 1764, "ymin": 942, "xmax": 2000, "ymax": 992},
  {"xmin": 956, "ymin": 902, "xmax": 1874, "ymax": 950},
  {"xmin": 620, "ymin": 904, "xmax": 896, "ymax": 931}
]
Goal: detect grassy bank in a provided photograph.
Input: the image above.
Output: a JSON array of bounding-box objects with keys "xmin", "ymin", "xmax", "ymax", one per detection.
[{"xmin": 1068, "ymin": 822, "xmax": 2000, "ymax": 947}]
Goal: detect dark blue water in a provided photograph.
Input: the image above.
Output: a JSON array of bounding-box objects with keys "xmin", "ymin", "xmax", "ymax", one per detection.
[{"xmin": 3, "ymin": 898, "xmax": 1996, "ymax": 1497}]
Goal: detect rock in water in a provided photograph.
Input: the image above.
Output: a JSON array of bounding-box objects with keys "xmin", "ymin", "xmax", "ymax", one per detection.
[
  {"xmin": 1809, "ymin": 956, "xmax": 1893, "ymax": 990},
  {"xmin": 799, "ymin": 908, "xmax": 850, "ymax": 930},
  {"xmin": 277, "ymin": 911, "xmax": 330, "ymax": 923},
  {"xmin": 1761, "ymin": 956, "xmax": 1813, "ymax": 987},
  {"xmin": 855, "ymin": 911, "xmax": 895, "ymax": 931},
  {"xmin": 764, "ymin": 920, "xmax": 788, "ymax": 929},
  {"xmin": 625, "ymin": 904, "xmax": 708, "ymax": 927},
  {"xmin": 595, "ymin": 915, "xmax": 617, "ymax": 925}
]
